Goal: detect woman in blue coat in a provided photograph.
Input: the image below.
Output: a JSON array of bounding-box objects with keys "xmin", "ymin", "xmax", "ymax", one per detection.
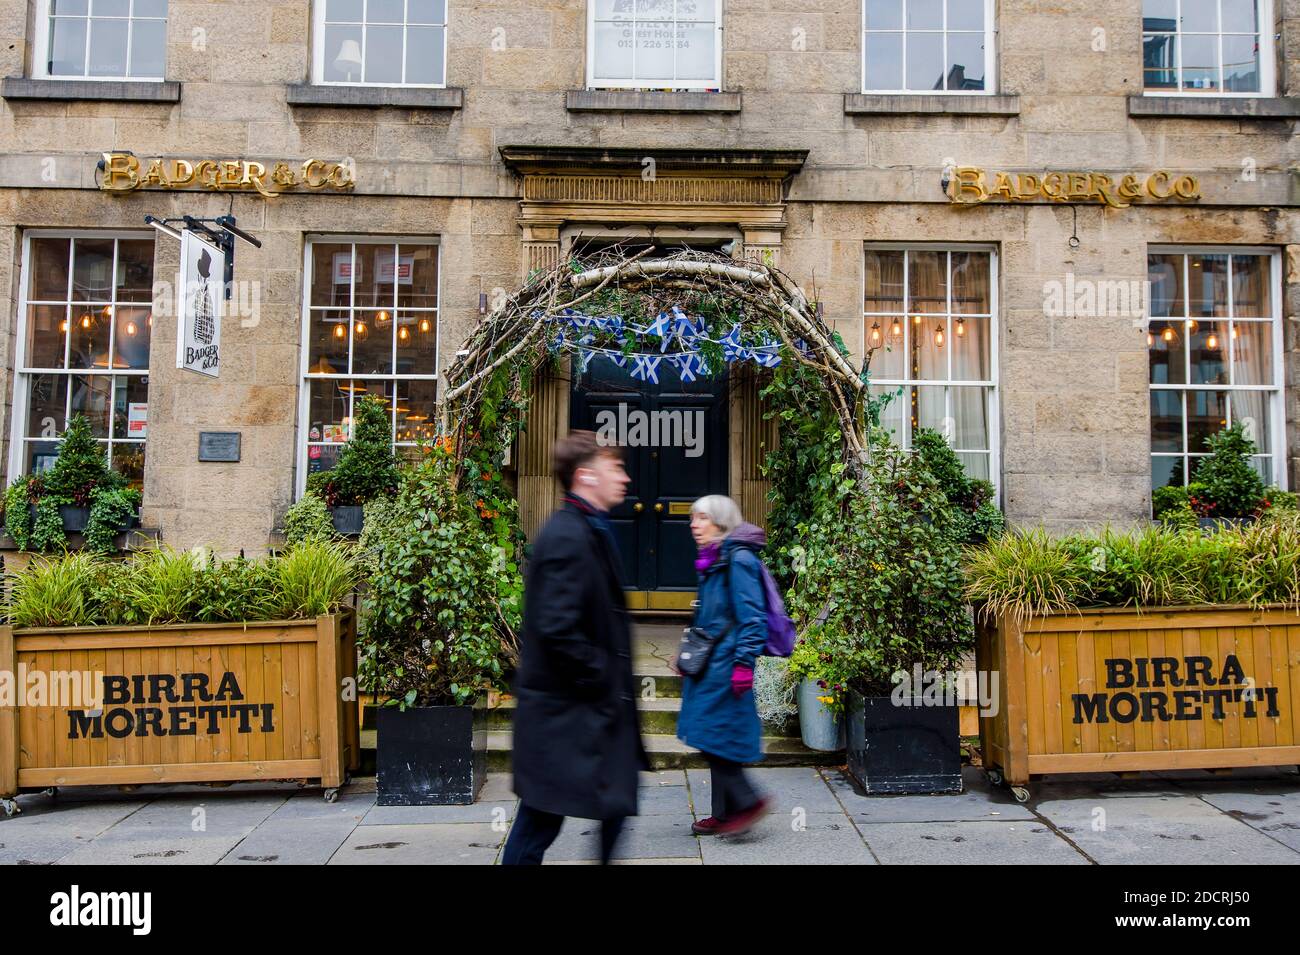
[{"xmin": 677, "ymin": 494, "xmax": 771, "ymax": 836}]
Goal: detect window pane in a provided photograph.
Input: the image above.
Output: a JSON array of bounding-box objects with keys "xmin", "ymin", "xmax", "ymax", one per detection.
[
  {"xmin": 25, "ymin": 441, "xmax": 61, "ymax": 475},
  {"xmin": 324, "ymin": 0, "xmax": 363, "ymax": 21},
  {"xmin": 115, "ymin": 238, "xmax": 154, "ymax": 302},
  {"xmin": 51, "ymin": 0, "xmax": 89, "ymax": 14},
  {"xmin": 356, "ymin": 243, "xmax": 399, "ymax": 308},
  {"xmin": 1187, "ymin": 253, "xmax": 1228, "ymax": 317},
  {"xmin": 128, "ymin": 18, "xmax": 166, "ymax": 77},
  {"xmin": 870, "ymin": 331, "xmax": 906, "ymax": 380},
  {"xmin": 323, "ymin": 24, "xmax": 364, "ymax": 82},
  {"xmin": 905, "ymin": 31, "xmax": 944, "ymax": 89},
  {"xmin": 908, "ymin": 250, "xmax": 947, "ymax": 313},
  {"xmin": 68, "ymin": 305, "xmax": 112, "ymax": 370},
  {"xmin": 1230, "ymin": 391, "xmax": 1269, "ymax": 452},
  {"xmin": 1180, "ymin": 0, "xmax": 1219, "ymax": 32},
  {"xmin": 1186, "ymin": 389, "xmax": 1228, "ymax": 453},
  {"xmin": 1188, "ymin": 321, "xmax": 1227, "ymax": 385},
  {"xmin": 957, "ymin": 452, "xmax": 990, "ymax": 481},
  {"xmin": 306, "ymin": 443, "xmax": 343, "ymax": 477},
  {"xmin": 1150, "ymin": 390, "xmax": 1183, "ymax": 452},
  {"xmin": 946, "ymin": 0, "xmax": 983, "ymax": 31},
  {"xmin": 1230, "ymin": 320, "xmax": 1272, "ymax": 386},
  {"xmin": 676, "ymin": 0, "xmax": 716, "ymax": 21},
  {"xmin": 307, "ymin": 310, "xmax": 349, "ymax": 374},
  {"xmin": 906, "ymin": 0, "xmax": 942, "ymax": 29},
  {"xmin": 951, "ymin": 387, "xmax": 988, "ymax": 449},
  {"xmin": 113, "ymin": 305, "xmax": 151, "ymax": 369},
  {"xmin": 368, "ymin": 0, "xmax": 404, "ymax": 23},
  {"xmin": 408, "ymin": 0, "xmax": 447, "ymax": 24},
  {"xmin": 133, "ymin": 0, "xmax": 167, "ymax": 17},
  {"xmin": 48, "ymin": 17, "xmax": 88, "ymax": 76},
  {"xmin": 865, "ymin": 0, "xmax": 903, "ymax": 30},
  {"xmin": 1230, "ymin": 254, "xmax": 1270, "ymax": 317},
  {"xmin": 405, "ymin": 25, "xmax": 445, "ymax": 85},
  {"xmin": 913, "ymin": 384, "xmax": 946, "ymax": 436},
  {"xmin": 394, "ymin": 379, "xmax": 438, "ymax": 444},
  {"xmin": 310, "ymin": 243, "xmax": 352, "ymax": 306},
  {"xmin": 26, "ymin": 374, "xmax": 67, "ymax": 439},
  {"xmin": 676, "ymin": 21, "xmax": 715, "ymax": 81},
  {"xmin": 309, "ymin": 378, "xmax": 353, "ymax": 444},
  {"xmin": 394, "ymin": 309, "xmax": 437, "ymax": 375},
  {"xmin": 87, "ymin": 18, "xmax": 129, "ymax": 77},
  {"xmin": 636, "ymin": 20, "xmax": 675, "ymax": 82},
  {"xmin": 871, "ymin": 385, "xmax": 907, "ymax": 443},
  {"xmin": 69, "ymin": 374, "xmax": 112, "ymax": 437},
  {"xmin": 363, "ymin": 25, "xmax": 403, "ymax": 84},
  {"xmin": 92, "ymin": 0, "xmax": 128, "ymax": 14},
  {"xmin": 952, "ymin": 317, "xmax": 989, "ymax": 380},
  {"xmin": 25, "ymin": 305, "xmax": 68, "ymax": 369},
  {"xmin": 1221, "ymin": 0, "xmax": 1258, "ymax": 31},
  {"xmin": 593, "ymin": 21, "xmax": 634, "ymax": 80},
  {"xmin": 1179, "ymin": 33, "xmax": 1219, "ymax": 90},
  {"xmin": 71, "ymin": 237, "xmax": 115, "ymax": 301},
  {"xmin": 397, "ymin": 244, "xmax": 439, "ymax": 308},
  {"xmin": 1147, "ymin": 253, "xmax": 1185, "ymax": 316},
  {"xmin": 112, "ymin": 375, "xmax": 148, "ymax": 439},
  {"xmin": 864, "ymin": 249, "xmax": 904, "ymax": 312},
  {"xmin": 1148, "ymin": 320, "xmax": 1186, "ymax": 384},
  {"xmin": 864, "ymin": 31, "xmax": 903, "ymax": 89},
  {"xmin": 29, "ymin": 237, "xmax": 71, "ymax": 301},
  {"xmin": 1143, "ymin": 33, "xmax": 1177, "ymax": 88},
  {"xmin": 945, "ymin": 32, "xmax": 984, "ymax": 90},
  {"xmin": 1142, "ymin": 0, "xmax": 1177, "ymax": 30},
  {"xmin": 1151, "ymin": 455, "xmax": 1180, "ymax": 490},
  {"xmin": 910, "ymin": 317, "xmax": 945, "ymax": 379},
  {"xmin": 111, "ymin": 442, "xmax": 145, "ymax": 488},
  {"xmin": 949, "ymin": 250, "xmax": 989, "ymax": 313},
  {"xmin": 1221, "ymin": 33, "xmax": 1259, "ymax": 91},
  {"xmin": 351, "ymin": 310, "xmax": 394, "ymax": 375}
]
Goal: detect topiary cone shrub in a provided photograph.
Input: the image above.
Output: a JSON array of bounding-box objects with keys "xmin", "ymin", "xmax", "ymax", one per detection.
[{"xmin": 312, "ymin": 394, "xmax": 401, "ymax": 507}]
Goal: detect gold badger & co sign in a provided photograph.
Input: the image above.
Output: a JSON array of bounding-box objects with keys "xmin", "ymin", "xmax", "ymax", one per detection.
[
  {"xmin": 99, "ymin": 152, "xmax": 355, "ymax": 197},
  {"xmin": 948, "ymin": 167, "xmax": 1200, "ymax": 208}
]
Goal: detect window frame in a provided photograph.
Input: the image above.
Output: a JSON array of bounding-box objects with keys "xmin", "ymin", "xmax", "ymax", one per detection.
[
  {"xmin": 310, "ymin": 0, "xmax": 449, "ymax": 88},
  {"xmin": 32, "ymin": 0, "xmax": 169, "ymax": 82},
  {"xmin": 296, "ymin": 235, "xmax": 442, "ymax": 498},
  {"xmin": 8, "ymin": 229, "xmax": 154, "ymax": 487},
  {"xmin": 585, "ymin": 0, "xmax": 725, "ymax": 92},
  {"xmin": 862, "ymin": 241, "xmax": 1001, "ymax": 495},
  {"xmin": 1140, "ymin": 0, "xmax": 1275, "ymax": 97},
  {"xmin": 860, "ymin": 0, "xmax": 998, "ymax": 95},
  {"xmin": 1147, "ymin": 245, "xmax": 1286, "ymax": 495}
]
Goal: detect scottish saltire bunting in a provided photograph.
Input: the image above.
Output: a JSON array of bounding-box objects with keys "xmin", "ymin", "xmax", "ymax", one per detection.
[{"xmin": 630, "ymin": 354, "xmax": 661, "ymax": 384}]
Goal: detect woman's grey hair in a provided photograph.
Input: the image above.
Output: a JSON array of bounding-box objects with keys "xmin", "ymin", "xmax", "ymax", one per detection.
[{"xmin": 691, "ymin": 494, "xmax": 744, "ymax": 536}]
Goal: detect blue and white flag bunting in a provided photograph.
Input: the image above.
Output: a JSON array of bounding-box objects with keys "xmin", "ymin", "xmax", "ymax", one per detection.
[{"xmin": 630, "ymin": 354, "xmax": 661, "ymax": 384}]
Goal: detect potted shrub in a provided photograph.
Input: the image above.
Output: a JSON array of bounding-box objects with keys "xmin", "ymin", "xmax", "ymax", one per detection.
[
  {"xmin": 786, "ymin": 432, "xmax": 971, "ymax": 794},
  {"xmin": 309, "ymin": 394, "xmax": 400, "ymax": 536},
  {"xmin": 360, "ymin": 447, "xmax": 522, "ymax": 805},
  {"xmin": 784, "ymin": 635, "xmax": 845, "ymax": 751},
  {"xmin": 3, "ymin": 414, "xmax": 141, "ymax": 553}
]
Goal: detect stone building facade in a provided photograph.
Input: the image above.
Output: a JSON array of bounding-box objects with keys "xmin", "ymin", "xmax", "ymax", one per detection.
[{"xmin": 0, "ymin": 0, "xmax": 1296, "ymax": 572}]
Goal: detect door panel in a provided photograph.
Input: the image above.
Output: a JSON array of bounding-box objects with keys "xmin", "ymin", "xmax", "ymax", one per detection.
[{"xmin": 570, "ymin": 358, "xmax": 728, "ymax": 593}]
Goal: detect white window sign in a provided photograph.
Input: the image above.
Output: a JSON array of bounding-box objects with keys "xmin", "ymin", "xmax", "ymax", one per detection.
[{"xmin": 176, "ymin": 230, "xmax": 224, "ymax": 377}]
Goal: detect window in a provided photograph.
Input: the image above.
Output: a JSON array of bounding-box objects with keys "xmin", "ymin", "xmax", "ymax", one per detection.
[
  {"xmin": 299, "ymin": 238, "xmax": 440, "ymax": 492},
  {"xmin": 587, "ymin": 0, "xmax": 722, "ymax": 90},
  {"xmin": 1148, "ymin": 249, "xmax": 1284, "ymax": 491},
  {"xmin": 35, "ymin": 0, "xmax": 167, "ymax": 80},
  {"xmin": 9, "ymin": 233, "xmax": 153, "ymax": 487},
  {"xmin": 862, "ymin": 0, "xmax": 994, "ymax": 93},
  {"xmin": 313, "ymin": 0, "xmax": 447, "ymax": 86},
  {"xmin": 1142, "ymin": 0, "xmax": 1273, "ymax": 94},
  {"xmin": 864, "ymin": 246, "xmax": 999, "ymax": 484}
]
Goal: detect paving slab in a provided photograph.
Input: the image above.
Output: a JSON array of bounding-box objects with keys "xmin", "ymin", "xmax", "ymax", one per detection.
[
  {"xmin": 361, "ymin": 798, "xmax": 518, "ymax": 825},
  {"xmin": 687, "ymin": 766, "xmax": 843, "ymax": 815},
  {"xmin": 329, "ymin": 823, "xmax": 505, "ymax": 865},
  {"xmin": 823, "ymin": 767, "xmax": 1035, "ymax": 823},
  {"xmin": 862, "ymin": 820, "xmax": 1090, "ymax": 865},
  {"xmin": 698, "ymin": 811, "xmax": 877, "ymax": 865},
  {"xmin": 221, "ymin": 818, "xmax": 362, "ymax": 865},
  {"xmin": 1187, "ymin": 788, "xmax": 1300, "ymax": 854},
  {"xmin": 532, "ymin": 812, "xmax": 701, "ymax": 863},
  {"xmin": 1034, "ymin": 793, "xmax": 1300, "ymax": 865}
]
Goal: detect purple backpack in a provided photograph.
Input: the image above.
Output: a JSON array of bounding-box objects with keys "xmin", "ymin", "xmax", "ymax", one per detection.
[{"xmin": 722, "ymin": 523, "xmax": 796, "ymax": 658}]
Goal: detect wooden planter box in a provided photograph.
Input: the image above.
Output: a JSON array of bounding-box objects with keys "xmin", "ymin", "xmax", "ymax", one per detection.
[
  {"xmin": 977, "ymin": 604, "xmax": 1300, "ymax": 798},
  {"xmin": 0, "ymin": 611, "xmax": 360, "ymax": 807}
]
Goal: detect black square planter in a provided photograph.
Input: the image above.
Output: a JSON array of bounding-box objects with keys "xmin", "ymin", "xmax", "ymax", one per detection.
[
  {"xmin": 376, "ymin": 704, "xmax": 487, "ymax": 806},
  {"xmin": 846, "ymin": 691, "xmax": 962, "ymax": 795},
  {"xmin": 331, "ymin": 505, "xmax": 364, "ymax": 536}
]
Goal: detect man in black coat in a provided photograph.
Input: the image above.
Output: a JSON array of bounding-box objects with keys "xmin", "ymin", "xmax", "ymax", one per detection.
[{"xmin": 502, "ymin": 430, "xmax": 649, "ymax": 865}]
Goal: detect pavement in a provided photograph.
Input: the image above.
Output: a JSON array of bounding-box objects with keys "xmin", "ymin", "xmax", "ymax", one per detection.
[{"xmin": 4, "ymin": 764, "xmax": 1299, "ymax": 865}]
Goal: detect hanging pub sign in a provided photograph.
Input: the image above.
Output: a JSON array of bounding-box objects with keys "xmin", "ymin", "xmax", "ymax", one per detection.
[
  {"xmin": 948, "ymin": 167, "xmax": 1200, "ymax": 208},
  {"xmin": 100, "ymin": 153, "xmax": 355, "ymax": 198},
  {"xmin": 177, "ymin": 230, "xmax": 224, "ymax": 378}
]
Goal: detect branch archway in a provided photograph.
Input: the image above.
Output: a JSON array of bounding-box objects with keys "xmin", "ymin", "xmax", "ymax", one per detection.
[{"xmin": 440, "ymin": 248, "xmax": 870, "ymax": 497}]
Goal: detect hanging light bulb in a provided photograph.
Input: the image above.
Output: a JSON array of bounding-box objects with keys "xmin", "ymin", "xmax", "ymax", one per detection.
[
  {"xmin": 376, "ymin": 310, "xmax": 390, "ymax": 324},
  {"xmin": 934, "ymin": 324, "xmax": 945, "ymax": 348},
  {"xmin": 333, "ymin": 323, "xmax": 346, "ymax": 340},
  {"xmin": 1206, "ymin": 332, "xmax": 1219, "ymax": 349},
  {"xmin": 101, "ymin": 305, "xmax": 113, "ymax": 319},
  {"xmin": 125, "ymin": 321, "xmax": 137, "ymax": 336},
  {"xmin": 890, "ymin": 318, "xmax": 904, "ymax": 339},
  {"xmin": 1162, "ymin": 325, "xmax": 1177, "ymax": 343},
  {"xmin": 955, "ymin": 317, "xmax": 965, "ymax": 337},
  {"xmin": 1147, "ymin": 330, "xmax": 1155, "ymax": 347},
  {"xmin": 80, "ymin": 314, "xmax": 92, "ymax": 329},
  {"xmin": 59, "ymin": 319, "xmax": 68, "ymax": 333},
  {"xmin": 1186, "ymin": 319, "xmax": 1198, "ymax": 334},
  {"xmin": 355, "ymin": 321, "xmax": 367, "ymax": 338},
  {"xmin": 398, "ymin": 326, "xmax": 409, "ymax": 342},
  {"xmin": 1231, "ymin": 325, "xmax": 1239, "ymax": 339},
  {"xmin": 912, "ymin": 314, "xmax": 922, "ymax": 324},
  {"xmin": 869, "ymin": 322, "xmax": 882, "ymax": 347},
  {"xmin": 419, "ymin": 317, "xmax": 431, "ymax": 334}
]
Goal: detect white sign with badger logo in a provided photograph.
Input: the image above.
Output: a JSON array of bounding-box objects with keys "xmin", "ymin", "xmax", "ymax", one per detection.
[{"xmin": 176, "ymin": 230, "xmax": 224, "ymax": 377}]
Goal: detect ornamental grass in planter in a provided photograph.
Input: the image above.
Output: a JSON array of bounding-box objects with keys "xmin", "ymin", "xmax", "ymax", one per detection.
[{"xmin": 359, "ymin": 446, "xmax": 522, "ymax": 805}]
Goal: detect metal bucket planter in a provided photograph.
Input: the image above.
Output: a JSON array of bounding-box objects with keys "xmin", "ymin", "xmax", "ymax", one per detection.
[
  {"xmin": 797, "ymin": 678, "xmax": 845, "ymax": 751},
  {"xmin": 330, "ymin": 505, "xmax": 365, "ymax": 536},
  {"xmin": 376, "ymin": 703, "xmax": 488, "ymax": 806},
  {"xmin": 845, "ymin": 691, "xmax": 962, "ymax": 795}
]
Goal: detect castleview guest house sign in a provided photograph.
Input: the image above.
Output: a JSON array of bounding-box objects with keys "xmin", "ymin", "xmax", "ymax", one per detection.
[{"xmin": 99, "ymin": 153, "xmax": 355, "ymax": 197}]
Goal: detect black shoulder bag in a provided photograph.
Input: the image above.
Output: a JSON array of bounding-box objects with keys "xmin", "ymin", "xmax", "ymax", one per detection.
[{"xmin": 673, "ymin": 556, "xmax": 732, "ymax": 677}]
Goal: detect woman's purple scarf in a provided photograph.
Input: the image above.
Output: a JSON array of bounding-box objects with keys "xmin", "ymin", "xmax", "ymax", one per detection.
[{"xmin": 695, "ymin": 540, "xmax": 723, "ymax": 573}]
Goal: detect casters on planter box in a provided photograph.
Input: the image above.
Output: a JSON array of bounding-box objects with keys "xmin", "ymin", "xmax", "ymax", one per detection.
[
  {"xmin": 985, "ymin": 768, "xmax": 1003, "ymax": 787},
  {"xmin": 1011, "ymin": 786, "xmax": 1031, "ymax": 804},
  {"xmin": 323, "ymin": 788, "xmax": 340, "ymax": 803},
  {"xmin": 1, "ymin": 797, "xmax": 20, "ymax": 817}
]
